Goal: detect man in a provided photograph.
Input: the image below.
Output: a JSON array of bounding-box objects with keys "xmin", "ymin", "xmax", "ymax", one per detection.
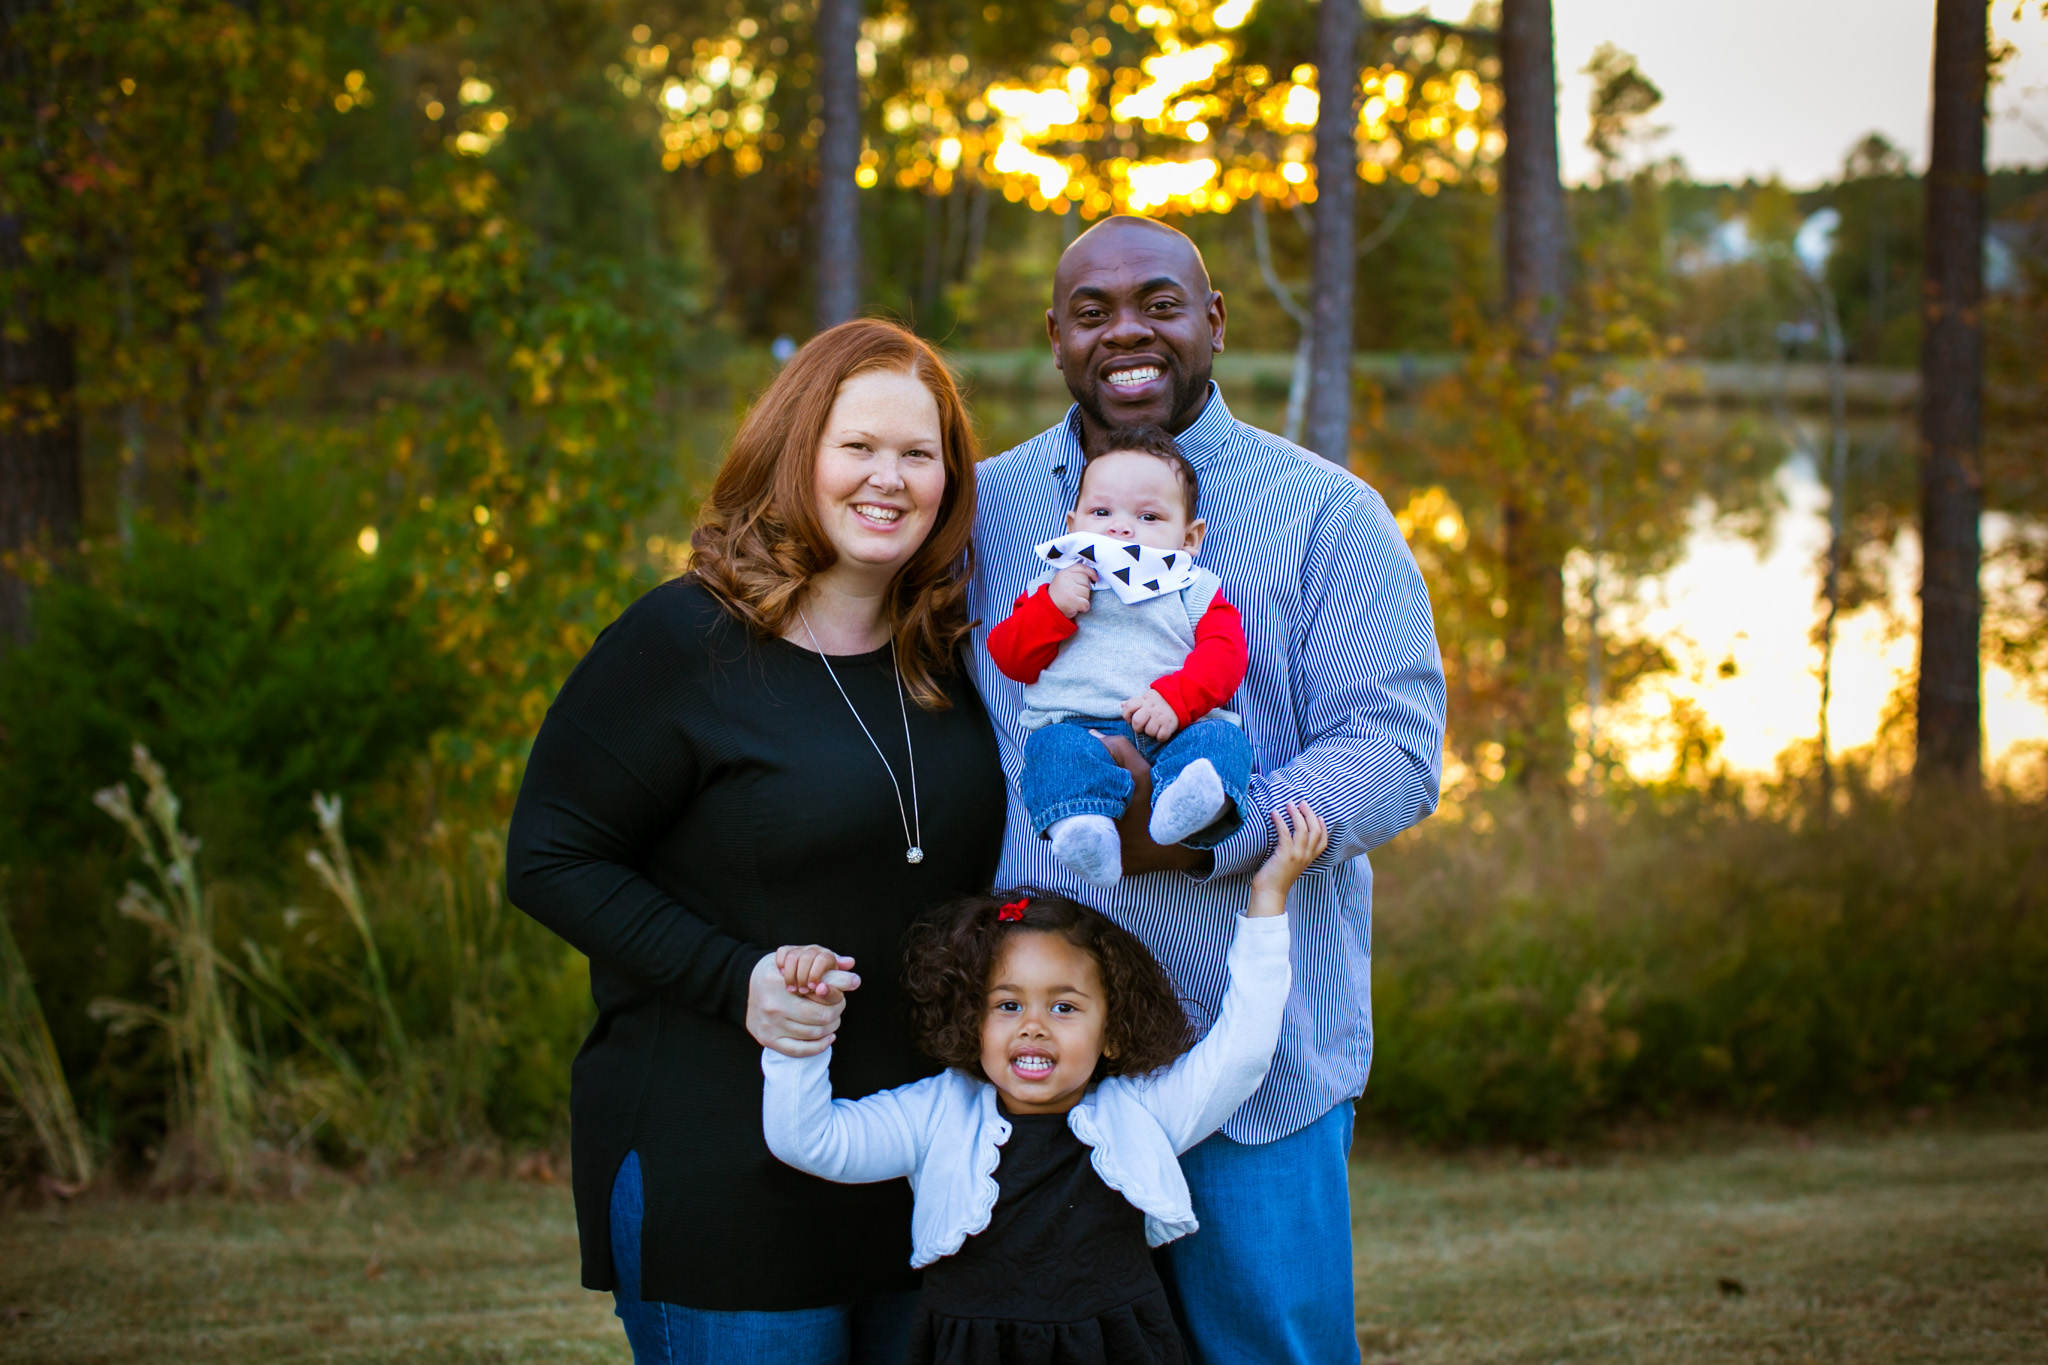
[{"xmin": 968, "ymin": 215, "xmax": 1445, "ymax": 1364}]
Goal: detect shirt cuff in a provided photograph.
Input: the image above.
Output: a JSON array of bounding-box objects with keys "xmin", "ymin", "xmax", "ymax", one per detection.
[
  {"xmin": 761, "ymin": 1045, "xmax": 832, "ymax": 1074},
  {"xmin": 1194, "ymin": 796, "xmax": 1278, "ymax": 882}
]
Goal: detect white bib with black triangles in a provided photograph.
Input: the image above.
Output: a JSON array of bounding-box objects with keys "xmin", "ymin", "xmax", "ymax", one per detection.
[{"xmin": 1029, "ymin": 532, "xmax": 1202, "ymax": 606}]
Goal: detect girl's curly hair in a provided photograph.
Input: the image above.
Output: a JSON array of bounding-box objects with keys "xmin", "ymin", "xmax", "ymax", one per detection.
[{"xmin": 903, "ymin": 887, "xmax": 1196, "ymax": 1082}]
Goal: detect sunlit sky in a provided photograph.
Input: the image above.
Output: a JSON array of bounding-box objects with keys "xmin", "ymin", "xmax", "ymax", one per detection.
[{"xmin": 1414, "ymin": 1, "xmax": 2048, "ymax": 187}]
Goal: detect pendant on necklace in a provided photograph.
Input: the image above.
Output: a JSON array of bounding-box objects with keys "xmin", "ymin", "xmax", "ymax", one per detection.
[{"xmin": 906, "ymin": 847, "xmax": 925, "ymax": 865}]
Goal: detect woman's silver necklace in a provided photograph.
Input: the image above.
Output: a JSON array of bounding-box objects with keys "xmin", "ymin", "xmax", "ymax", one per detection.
[{"xmin": 797, "ymin": 608, "xmax": 925, "ymax": 865}]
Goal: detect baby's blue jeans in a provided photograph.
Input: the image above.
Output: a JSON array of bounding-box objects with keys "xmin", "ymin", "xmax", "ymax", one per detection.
[{"xmin": 1020, "ymin": 716, "xmax": 1252, "ymax": 849}]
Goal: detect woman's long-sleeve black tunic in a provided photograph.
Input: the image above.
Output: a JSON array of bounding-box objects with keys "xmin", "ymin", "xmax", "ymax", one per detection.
[{"xmin": 506, "ymin": 577, "xmax": 1006, "ymax": 1311}]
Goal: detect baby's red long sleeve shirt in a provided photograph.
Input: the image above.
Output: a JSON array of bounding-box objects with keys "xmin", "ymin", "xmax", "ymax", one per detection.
[{"xmin": 986, "ymin": 584, "xmax": 1249, "ymax": 731}]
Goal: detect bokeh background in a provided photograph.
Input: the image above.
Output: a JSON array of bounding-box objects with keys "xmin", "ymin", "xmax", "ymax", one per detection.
[{"xmin": 1, "ymin": 0, "xmax": 2043, "ymax": 1208}]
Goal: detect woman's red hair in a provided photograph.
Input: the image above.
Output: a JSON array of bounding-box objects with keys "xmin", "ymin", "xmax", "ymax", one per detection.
[{"xmin": 689, "ymin": 320, "xmax": 980, "ymax": 709}]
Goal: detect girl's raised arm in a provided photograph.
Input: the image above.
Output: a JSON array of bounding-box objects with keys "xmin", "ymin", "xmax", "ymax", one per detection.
[{"xmin": 1128, "ymin": 804, "xmax": 1325, "ymax": 1150}]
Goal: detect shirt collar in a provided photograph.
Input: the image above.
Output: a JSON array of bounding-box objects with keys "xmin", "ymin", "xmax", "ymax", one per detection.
[{"xmin": 1049, "ymin": 380, "xmax": 1234, "ymax": 474}]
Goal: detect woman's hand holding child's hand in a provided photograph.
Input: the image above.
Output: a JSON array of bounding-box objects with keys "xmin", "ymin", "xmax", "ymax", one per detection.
[
  {"xmin": 777, "ymin": 944, "xmax": 853, "ymax": 997},
  {"xmin": 1120, "ymin": 688, "xmax": 1180, "ymax": 740},
  {"xmin": 748, "ymin": 949, "xmax": 861, "ymax": 1058},
  {"xmin": 1047, "ymin": 564, "xmax": 1097, "ymax": 619},
  {"xmin": 1246, "ymin": 802, "xmax": 1328, "ymax": 918}
]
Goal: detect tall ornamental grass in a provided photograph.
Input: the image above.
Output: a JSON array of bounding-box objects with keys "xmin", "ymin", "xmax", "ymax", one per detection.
[
  {"xmin": 90, "ymin": 745, "xmax": 258, "ymax": 1188},
  {"xmin": 246, "ymin": 793, "xmax": 572, "ymax": 1172},
  {"xmin": 0, "ymin": 892, "xmax": 95, "ymax": 1188},
  {"xmin": 1364, "ymin": 777, "xmax": 2048, "ymax": 1144}
]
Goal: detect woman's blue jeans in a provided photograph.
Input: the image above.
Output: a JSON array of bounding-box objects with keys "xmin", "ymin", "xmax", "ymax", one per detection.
[
  {"xmin": 1020, "ymin": 717, "xmax": 1252, "ymax": 848},
  {"xmin": 609, "ymin": 1151, "xmax": 918, "ymax": 1364}
]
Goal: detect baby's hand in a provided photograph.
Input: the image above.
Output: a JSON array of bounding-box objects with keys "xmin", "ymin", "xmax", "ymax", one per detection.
[
  {"xmin": 1047, "ymin": 564, "xmax": 1097, "ymax": 619},
  {"xmin": 1247, "ymin": 802, "xmax": 1328, "ymax": 917},
  {"xmin": 1121, "ymin": 688, "xmax": 1180, "ymax": 741},
  {"xmin": 776, "ymin": 944, "xmax": 854, "ymax": 998}
]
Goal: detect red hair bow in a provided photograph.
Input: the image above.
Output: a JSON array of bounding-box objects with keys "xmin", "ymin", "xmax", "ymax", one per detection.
[{"xmin": 997, "ymin": 897, "xmax": 1029, "ymax": 922}]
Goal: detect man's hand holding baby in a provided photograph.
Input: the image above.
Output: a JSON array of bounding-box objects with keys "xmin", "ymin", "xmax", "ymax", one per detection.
[
  {"xmin": 1120, "ymin": 687, "xmax": 1180, "ymax": 740},
  {"xmin": 1047, "ymin": 563, "xmax": 1097, "ymax": 619}
]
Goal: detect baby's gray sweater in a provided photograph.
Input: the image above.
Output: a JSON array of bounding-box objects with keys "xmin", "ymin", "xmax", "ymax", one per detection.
[{"xmin": 1019, "ymin": 566, "xmax": 1235, "ymax": 731}]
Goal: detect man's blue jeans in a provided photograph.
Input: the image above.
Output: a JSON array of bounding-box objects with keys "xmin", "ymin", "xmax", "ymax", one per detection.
[
  {"xmin": 1020, "ymin": 717, "xmax": 1252, "ymax": 849},
  {"xmin": 1156, "ymin": 1101, "xmax": 1359, "ymax": 1365},
  {"xmin": 608, "ymin": 1151, "xmax": 918, "ymax": 1365}
]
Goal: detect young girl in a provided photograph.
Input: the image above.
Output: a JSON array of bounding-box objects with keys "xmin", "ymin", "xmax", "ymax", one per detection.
[{"xmin": 760, "ymin": 802, "xmax": 1329, "ymax": 1365}]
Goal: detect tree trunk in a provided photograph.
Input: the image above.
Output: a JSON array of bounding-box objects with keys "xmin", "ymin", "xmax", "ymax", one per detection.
[
  {"xmin": 0, "ymin": 214, "xmax": 82, "ymax": 652},
  {"xmin": 1497, "ymin": 0, "xmax": 1571, "ymax": 787},
  {"xmin": 1915, "ymin": 0, "xmax": 1985, "ymax": 788},
  {"xmin": 1304, "ymin": 0, "xmax": 1360, "ymax": 464},
  {"xmin": 1500, "ymin": 0, "xmax": 1565, "ymax": 357},
  {"xmin": 814, "ymin": 0, "xmax": 862, "ymax": 330}
]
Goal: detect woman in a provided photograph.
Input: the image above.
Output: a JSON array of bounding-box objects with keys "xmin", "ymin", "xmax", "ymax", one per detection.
[{"xmin": 506, "ymin": 320, "xmax": 1007, "ymax": 1363}]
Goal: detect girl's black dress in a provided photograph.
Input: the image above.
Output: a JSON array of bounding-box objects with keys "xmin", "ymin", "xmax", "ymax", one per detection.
[{"xmin": 910, "ymin": 1108, "xmax": 1187, "ymax": 1365}]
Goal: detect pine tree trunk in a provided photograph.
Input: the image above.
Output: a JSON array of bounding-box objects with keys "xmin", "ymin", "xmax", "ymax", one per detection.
[
  {"xmin": 1498, "ymin": 0, "xmax": 1571, "ymax": 786},
  {"xmin": 0, "ymin": 212, "xmax": 82, "ymax": 652},
  {"xmin": 1915, "ymin": 0, "xmax": 1985, "ymax": 787},
  {"xmin": 1501, "ymin": 0, "xmax": 1565, "ymax": 357},
  {"xmin": 814, "ymin": 0, "xmax": 862, "ymax": 330},
  {"xmin": 1304, "ymin": 0, "xmax": 1360, "ymax": 463}
]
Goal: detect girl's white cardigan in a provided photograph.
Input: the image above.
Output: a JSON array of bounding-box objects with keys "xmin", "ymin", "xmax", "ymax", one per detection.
[{"xmin": 760, "ymin": 913, "xmax": 1290, "ymax": 1269}]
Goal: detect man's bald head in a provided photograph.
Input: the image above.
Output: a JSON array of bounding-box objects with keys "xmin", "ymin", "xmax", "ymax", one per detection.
[
  {"xmin": 1053, "ymin": 215, "xmax": 1212, "ymax": 306},
  {"xmin": 1045, "ymin": 215, "xmax": 1226, "ymax": 438}
]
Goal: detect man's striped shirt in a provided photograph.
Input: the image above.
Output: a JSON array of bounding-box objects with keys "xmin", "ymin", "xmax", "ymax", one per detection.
[{"xmin": 968, "ymin": 384, "xmax": 1446, "ymax": 1144}]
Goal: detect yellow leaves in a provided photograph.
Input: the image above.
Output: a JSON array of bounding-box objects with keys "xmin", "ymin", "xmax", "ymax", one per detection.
[
  {"xmin": 1394, "ymin": 487, "xmax": 1468, "ymax": 553},
  {"xmin": 1550, "ymin": 980, "xmax": 1640, "ymax": 1098},
  {"xmin": 1113, "ymin": 42, "xmax": 1230, "ymax": 121},
  {"xmin": 450, "ymin": 175, "xmax": 495, "ymax": 216},
  {"xmin": 1125, "ymin": 157, "xmax": 1218, "ymax": 211}
]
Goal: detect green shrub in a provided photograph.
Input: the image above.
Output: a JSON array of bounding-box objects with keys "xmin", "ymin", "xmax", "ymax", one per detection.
[
  {"xmin": 1363, "ymin": 782, "xmax": 2048, "ymax": 1144},
  {"xmin": 0, "ymin": 450, "xmax": 469, "ymax": 874}
]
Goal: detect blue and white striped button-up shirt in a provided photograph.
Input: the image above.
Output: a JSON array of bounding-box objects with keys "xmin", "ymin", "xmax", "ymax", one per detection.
[{"xmin": 968, "ymin": 384, "xmax": 1446, "ymax": 1144}]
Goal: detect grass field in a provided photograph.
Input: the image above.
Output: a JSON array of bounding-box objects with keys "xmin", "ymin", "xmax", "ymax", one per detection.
[{"xmin": 1, "ymin": 1126, "xmax": 2042, "ymax": 1364}]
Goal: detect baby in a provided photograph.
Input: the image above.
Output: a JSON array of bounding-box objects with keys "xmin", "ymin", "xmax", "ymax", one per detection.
[{"xmin": 987, "ymin": 424, "xmax": 1251, "ymax": 887}]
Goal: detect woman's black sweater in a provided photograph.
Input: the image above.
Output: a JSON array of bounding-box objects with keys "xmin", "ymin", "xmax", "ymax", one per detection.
[{"xmin": 506, "ymin": 577, "xmax": 1006, "ymax": 1311}]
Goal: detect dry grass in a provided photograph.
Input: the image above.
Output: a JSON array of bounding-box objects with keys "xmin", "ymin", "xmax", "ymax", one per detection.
[
  {"xmin": 0, "ymin": 1126, "xmax": 2041, "ymax": 1363},
  {"xmin": 1351, "ymin": 1125, "xmax": 2048, "ymax": 1363},
  {"xmin": 0, "ymin": 1176, "xmax": 619, "ymax": 1363}
]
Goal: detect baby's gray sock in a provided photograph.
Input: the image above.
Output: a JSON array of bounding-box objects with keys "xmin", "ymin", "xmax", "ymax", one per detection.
[
  {"xmin": 1149, "ymin": 758, "xmax": 1227, "ymax": 847},
  {"xmin": 1049, "ymin": 814, "xmax": 1122, "ymax": 888}
]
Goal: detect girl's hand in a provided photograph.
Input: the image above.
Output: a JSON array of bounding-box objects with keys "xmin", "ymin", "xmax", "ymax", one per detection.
[
  {"xmin": 748, "ymin": 952, "xmax": 862, "ymax": 1058},
  {"xmin": 1048, "ymin": 563, "xmax": 1097, "ymax": 618},
  {"xmin": 776, "ymin": 944, "xmax": 853, "ymax": 997},
  {"xmin": 1120, "ymin": 688, "xmax": 1180, "ymax": 741},
  {"xmin": 1247, "ymin": 801, "xmax": 1328, "ymax": 918}
]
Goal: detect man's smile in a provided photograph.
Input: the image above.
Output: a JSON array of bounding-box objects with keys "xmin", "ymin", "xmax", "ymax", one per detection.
[{"xmin": 1105, "ymin": 363, "xmax": 1164, "ymax": 391}]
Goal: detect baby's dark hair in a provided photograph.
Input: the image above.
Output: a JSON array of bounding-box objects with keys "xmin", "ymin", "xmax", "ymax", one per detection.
[
  {"xmin": 1079, "ymin": 423, "xmax": 1201, "ymax": 522},
  {"xmin": 903, "ymin": 887, "xmax": 1197, "ymax": 1082}
]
